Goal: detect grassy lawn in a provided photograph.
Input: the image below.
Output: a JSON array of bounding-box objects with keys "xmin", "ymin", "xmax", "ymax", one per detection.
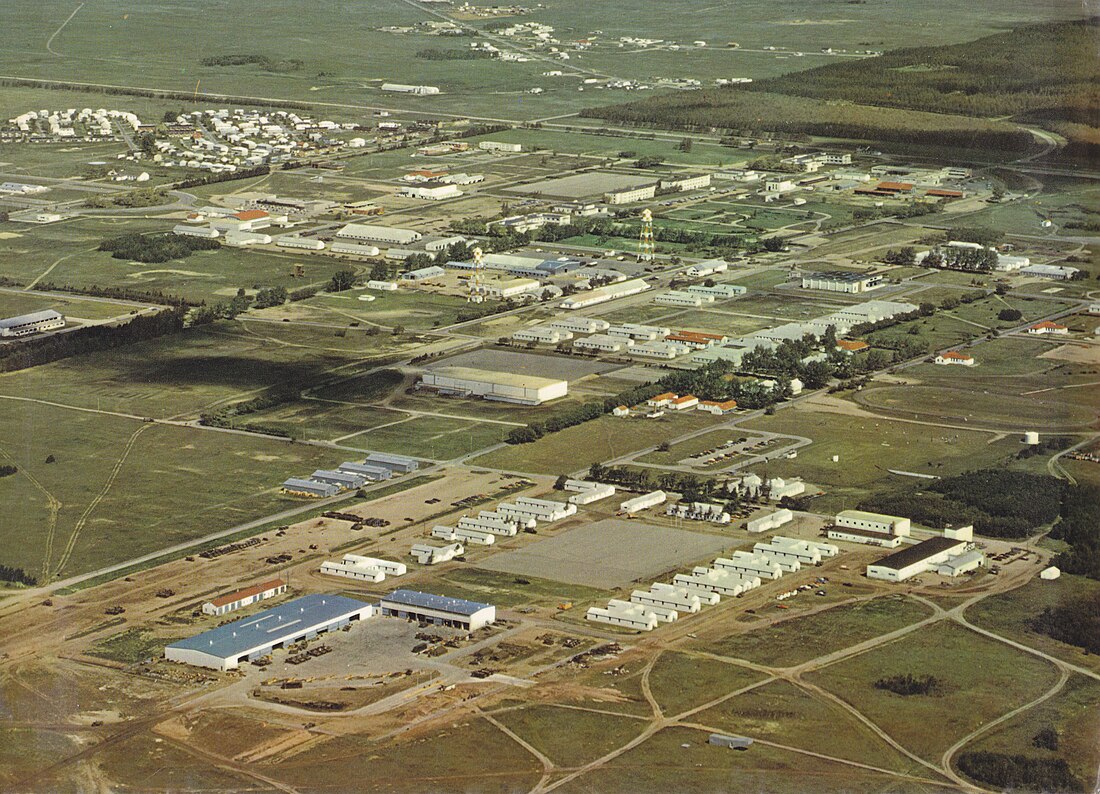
[
  {"xmin": 694, "ymin": 679, "xmax": 927, "ymax": 775},
  {"xmin": 692, "ymin": 596, "xmax": 933, "ymax": 668},
  {"xmin": 808, "ymin": 622, "xmax": 1062, "ymax": 762},
  {"xmin": 491, "ymin": 705, "xmax": 647, "ymax": 768},
  {"xmin": 964, "ymin": 574, "xmax": 1100, "ymax": 675},
  {"xmin": 740, "ymin": 408, "xmax": 1020, "ymax": 507},
  {"xmin": 88, "ymin": 627, "xmax": 183, "ymax": 665},
  {"xmin": 647, "ymin": 651, "xmax": 767, "ymax": 716},
  {"xmin": 353, "ymin": 415, "xmax": 512, "ymax": 460},
  {"xmin": 0, "ymin": 399, "xmax": 349, "ymax": 579},
  {"xmin": 636, "ymin": 428, "xmax": 754, "ymax": 466},
  {"xmin": 956, "ymin": 673, "xmax": 1100, "ymax": 789},
  {"xmin": 470, "ymin": 412, "xmax": 718, "ymax": 475},
  {"xmin": 0, "ymin": 290, "xmax": 143, "ymax": 322}
]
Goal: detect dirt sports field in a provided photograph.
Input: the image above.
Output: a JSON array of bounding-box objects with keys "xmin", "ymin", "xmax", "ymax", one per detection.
[{"xmin": 476, "ymin": 518, "xmax": 735, "ymax": 587}]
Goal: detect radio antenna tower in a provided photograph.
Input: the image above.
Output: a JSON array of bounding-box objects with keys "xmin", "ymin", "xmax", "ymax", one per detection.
[
  {"xmin": 638, "ymin": 208, "xmax": 655, "ymax": 262},
  {"xmin": 468, "ymin": 246, "xmax": 485, "ymax": 303}
]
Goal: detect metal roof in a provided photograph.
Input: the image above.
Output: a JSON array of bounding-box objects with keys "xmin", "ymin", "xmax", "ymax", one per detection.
[
  {"xmin": 0, "ymin": 309, "xmax": 63, "ymax": 329},
  {"xmin": 871, "ymin": 536, "xmax": 965, "ymax": 571},
  {"xmin": 365, "ymin": 452, "xmax": 417, "ymax": 465},
  {"xmin": 382, "ymin": 588, "xmax": 491, "ymax": 616},
  {"xmin": 167, "ymin": 594, "xmax": 371, "ymax": 659}
]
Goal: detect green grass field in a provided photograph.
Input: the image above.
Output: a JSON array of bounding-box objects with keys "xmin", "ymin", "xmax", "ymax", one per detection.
[
  {"xmin": 647, "ymin": 651, "xmax": 767, "ymax": 716},
  {"xmin": 807, "ymin": 622, "xmax": 1062, "ymax": 762},
  {"xmin": 0, "ymin": 290, "xmax": 142, "ymax": 322},
  {"xmin": 693, "ymin": 596, "xmax": 933, "ymax": 668},
  {"xmin": 695, "ymin": 679, "xmax": 926, "ymax": 774},
  {"xmin": 471, "ymin": 412, "xmax": 718, "ymax": 475},
  {"xmin": 490, "ymin": 705, "xmax": 647, "ymax": 768}
]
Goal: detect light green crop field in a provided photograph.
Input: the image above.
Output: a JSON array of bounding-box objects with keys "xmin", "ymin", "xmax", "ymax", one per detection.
[
  {"xmin": 0, "ymin": 399, "xmax": 345, "ymax": 580},
  {"xmin": 807, "ymin": 622, "xmax": 1062, "ymax": 762},
  {"xmin": 691, "ymin": 596, "xmax": 933, "ymax": 668},
  {"xmin": 695, "ymin": 679, "xmax": 926, "ymax": 774},
  {"xmin": 471, "ymin": 411, "xmax": 718, "ymax": 475}
]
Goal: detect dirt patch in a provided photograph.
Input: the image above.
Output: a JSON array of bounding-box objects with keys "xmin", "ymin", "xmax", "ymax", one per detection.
[{"xmin": 1039, "ymin": 343, "xmax": 1100, "ymax": 365}]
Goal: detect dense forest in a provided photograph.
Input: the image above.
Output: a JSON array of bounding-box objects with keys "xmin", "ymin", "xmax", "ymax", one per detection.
[
  {"xmin": 99, "ymin": 233, "xmax": 221, "ymax": 264},
  {"xmin": 1049, "ymin": 483, "xmax": 1100, "ymax": 579},
  {"xmin": 957, "ymin": 751, "xmax": 1081, "ymax": 792},
  {"xmin": 857, "ymin": 470, "xmax": 1061, "ymax": 538},
  {"xmin": 584, "ymin": 20, "xmax": 1098, "ymax": 155},
  {"xmin": 1031, "ymin": 590, "xmax": 1100, "ymax": 654}
]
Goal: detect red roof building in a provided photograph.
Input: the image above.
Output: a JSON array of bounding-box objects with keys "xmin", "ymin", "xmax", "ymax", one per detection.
[{"xmin": 202, "ymin": 579, "xmax": 287, "ymax": 616}]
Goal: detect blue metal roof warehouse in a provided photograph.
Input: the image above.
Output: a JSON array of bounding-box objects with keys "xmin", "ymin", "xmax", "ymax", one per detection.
[
  {"xmin": 380, "ymin": 589, "xmax": 496, "ymax": 631},
  {"xmin": 164, "ymin": 594, "xmax": 373, "ymax": 671}
]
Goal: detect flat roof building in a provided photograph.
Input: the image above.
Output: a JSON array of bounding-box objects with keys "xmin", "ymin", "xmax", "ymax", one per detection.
[
  {"xmin": 380, "ymin": 589, "xmax": 495, "ymax": 631},
  {"xmin": 336, "ymin": 223, "xmax": 422, "ymax": 246},
  {"xmin": 365, "ymin": 452, "xmax": 419, "ymax": 473},
  {"xmin": 836, "ymin": 510, "xmax": 911, "ymax": 537},
  {"xmin": 561, "ymin": 278, "xmax": 650, "ymax": 310},
  {"xmin": 826, "ymin": 526, "xmax": 904, "ymax": 548},
  {"xmin": 866, "ymin": 536, "xmax": 971, "ymax": 582},
  {"xmin": 420, "ymin": 366, "xmax": 567, "ymax": 405},
  {"xmin": 165, "ymin": 594, "xmax": 373, "ymax": 671},
  {"xmin": 281, "ymin": 478, "xmax": 340, "ymax": 498},
  {"xmin": 0, "ymin": 309, "xmax": 65, "ymax": 338},
  {"xmin": 802, "ymin": 271, "xmax": 882, "ymax": 294}
]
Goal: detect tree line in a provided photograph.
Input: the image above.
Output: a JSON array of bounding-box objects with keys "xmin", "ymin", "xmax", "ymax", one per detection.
[
  {"xmin": 956, "ymin": 751, "xmax": 1081, "ymax": 793},
  {"xmin": 0, "ymin": 564, "xmax": 36, "ymax": 586},
  {"xmin": 0, "ymin": 78, "xmax": 313, "ymax": 111},
  {"xmin": 0, "ymin": 307, "xmax": 186, "ymax": 373}
]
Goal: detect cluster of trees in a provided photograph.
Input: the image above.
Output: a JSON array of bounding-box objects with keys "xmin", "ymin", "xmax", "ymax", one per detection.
[
  {"xmin": 0, "ymin": 307, "xmax": 185, "ymax": 373},
  {"xmin": 873, "ymin": 674, "xmax": 943, "ymax": 696},
  {"xmin": 37, "ymin": 281, "xmax": 192, "ymax": 307},
  {"xmin": 174, "ymin": 164, "xmax": 270, "ymax": 190},
  {"xmin": 855, "ymin": 202, "xmax": 942, "ymax": 223},
  {"xmin": 460, "ymin": 215, "xmax": 749, "ymax": 251},
  {"xmin": 745, "ymin": 19, "xmax": 1096, "ymax": 125},
  {"xmin": 858, "ymin": 469, "xmax": 1062, "ymax": 539},
  {"xmin": 416, "ymin": 48, "xmax": 491, "ymax": 60},
  {"xmin": 0, "ymin": 564, "xmax": 35, "ymax": 586},
  {"xmin": 882, "ymin": 247, "xmax": 917, "ymax": 266},
  {"xmin": 588, "ymin": 463, "xmax": 724, "ymax": 504},
  {"xmin": 1049, "ymin": 483, "xmax": 1100, "ymax": 579},
  {"xmin": 86, "ymin": 188, "xmax": 169, "ymax": 209},
  {"xmin": 947, "ymin": 227, "xmax": 1004, "ymax": 246},
  {"xmin": 1031, "ymin": 590, "xmax": 1100, "ymax": 654},
  {"xmin": 0, "ymin": 464, "xmax": 16, "ymax": 478},
  {"xmin": 327, "ymin": 269, "xmax": 358, "ymax": 292},
  {"xmin": 580, "ymin": 89, "xmax": 1037, "ymax": 154},
  {"xmin": 921, "ymin": 245, "xmax": 999, "ymax": 273},
  {"xmin": 200, "ymin": 54, "xmax": 303, "ymax": 72},
  {"xmin": 956, "ymin": 752, "xmax": 1081, "ymax": 793},
  {"xmin": 253, "ymin": 286, "xmax": 288, "ymax": 309},
  {"xmin": 0, "ymin": 78, "xmax": 312, "ymax": 111},
  {"xmin": 998, "ymin": 308, "xmax": 1023, "ymax": 321},
  {"xmin": 199, "ymin": 389, "xmax": 298, "ymax": 437},
  {"xmin": 99, "ymin": 233, "xmax": 220, "ymax": 264}
]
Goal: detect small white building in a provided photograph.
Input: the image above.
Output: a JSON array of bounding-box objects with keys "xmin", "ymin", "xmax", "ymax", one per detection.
[
  {"xmin": 935, "ymin": 351, "xmax": 975, "ymax": 366},
  {"xmin": 746, "ymin": 509, "xmax": 793, "ymax": 533},
  {"xmin": 835, "ymin": 510, "xmax": 911, "ymax": 537},
  {"xmin": 201, "ymin": 579, "xmax": 287, "ymax": 617},
  {"xmin": 1040, "ymin": 566, "xmax": 1061, "ymax": 581},
  {"xmin": 410, "ymin": 543, "xmax": 464, "ymax": 565}
]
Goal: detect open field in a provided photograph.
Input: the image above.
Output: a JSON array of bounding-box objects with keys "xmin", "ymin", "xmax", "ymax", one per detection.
[
  {"xmin": 807, "ymin": 621, "xmax": 1062, "ymax": 761},
  {"xmin": 349, "ymin": 414, "xmax": 512, "ymax": 460},
  {"xmin": 255, "ymin": 290, "xmax": 502, "ymax": 331},
  {"xmin": 0, "ymin": 290, "xmax": 145, "ymax": 322},
  {"xmin": 647, "ymin": 651, "xmax": 766, "ymax": 716},
  {"xmin": 691, "ymin": 595, "xmax": 933, "ymax": 668},
  {"xmin": 434, "ymin": 567, "xmax": 609, "ymax": 610},
  {"xmin": 491, "ymin": 705, "xmax": 647, "ymax": 768},
  {"xmin": 477, "ymin": 519, "xmax": 734, "ymax": 588},
  {"xmin": 470, "ymin": 411, "xmax": 719, "ymax": 475},
  {"xmin": 957, "ymin": 673, "xmax": 1100, "ymax": 789},
  {"xmin": 965, "ymin": 574, "xmax": 1100, "ymax": 674},
  {"xmin": 740, "ymin": 404, "xmax": 1022, "ymax": 509},
  {"xmin": 0, "ymin": 399, "xmax": 348, "ymax": 579},
  {"xmin": 636, "ymin": 428, "xmax": 755, "ymax": 466},
  {"xmin": 696, "ymin": 679, "xmax": 926, "ymax": 774}
]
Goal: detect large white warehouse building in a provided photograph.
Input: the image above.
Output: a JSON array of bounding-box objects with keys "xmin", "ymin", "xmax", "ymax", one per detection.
[{"xmin": 419, "ymin": 366, "xmax": 567, "ymax": 405}]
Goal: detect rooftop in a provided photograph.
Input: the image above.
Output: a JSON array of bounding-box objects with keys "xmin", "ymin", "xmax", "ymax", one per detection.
[
  {"xmin": 0, "ymin": 309, "xmax": 64, "ymax": 329},
  {"xmin": 424, "ymin": 366, "xmax": 567, "ymax": 390},
  {"xmin": 383, "ymin": 589, "xmax": 491, "ymax": 616},
  {"xmin": 871, "ymin": 536, "xmax": 965, "ymax": 571},
  {"xmin": 807, "ymin": 271, "xmax": 877, "ymax": 283},
  {"xmin": 167, "ymin": 594, "xmax": 370, "ymax": 658},
  {"xmin": 838, "ymin": 509, "xmax": 907, "ymax": 525},
  {"xmin": 208, "ymin": 579, "xmax": 285, "ymax": 608}
]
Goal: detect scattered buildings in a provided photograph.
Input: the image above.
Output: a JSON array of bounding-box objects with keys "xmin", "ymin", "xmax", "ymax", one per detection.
[
  {"xmin": 410, "ymin": 543, "xmax": 464, "ymax": 566},
  {"xmin": 0, "ymin": 309, "xmax": 65, "ymax": 338},
  {"xmin": 165, "ymin": 594, "xmax": 373, "ymax": 671},
  {"xmin": 320, "ymin": 554, "xmax": 407, "ymax": 582},
  {"xmin": 564, "ymin": 479, "xmax": 616, "ymax": 505},
  {"xmin": 202, "ymin": 579, "xmax": 287, "ymax": 617},
  {"xmin": 419, "ymin": 366, "xmax": 568, "ymax": 405},
  {"xmin": 379, "ymin": 589, "xmax": 495, "ymax": 630}
]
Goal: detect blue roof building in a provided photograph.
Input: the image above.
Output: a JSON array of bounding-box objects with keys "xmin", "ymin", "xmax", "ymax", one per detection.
[
  {"xmin": 164, "ymin": 594, "xmax": 373, "ymax": 671},
  {"xmin": 380, "ymin": 589, "xmax": 496, "ymax": 631}
]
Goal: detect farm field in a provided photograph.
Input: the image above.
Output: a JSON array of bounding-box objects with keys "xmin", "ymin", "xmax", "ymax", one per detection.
[
  {"xmin": 470, "ymin": 411, "xmax": 718, "ymax": 475},
  {"xmin": 806, "ymin": 622, "xmax": 1062, "ymax": 762}
]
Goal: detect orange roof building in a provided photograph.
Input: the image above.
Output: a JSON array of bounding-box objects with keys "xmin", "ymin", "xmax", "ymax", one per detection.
[
  {"xmin": 202, "ymin": 579, "xmax": 287, "ymax": 617},
  {"xmin": 233, "ymin": 209, "xmax": 270, "ymax": 221},
  {"xmin": 1027, "ymin": 321, "xmax": 1068, "ymax": 335}
]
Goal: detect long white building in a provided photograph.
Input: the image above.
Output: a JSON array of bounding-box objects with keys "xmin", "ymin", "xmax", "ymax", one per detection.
[
  {"xmin": 336, "ymin": 223, "xmax": 422, "ymax": 246},
  {"xmin": 619, "ymin": 491, "xmax": 666, "ymax": 514},
  {"xmin": 380, "ymin": 589, "xmax": 495, "ymax": 631},
  {"xmin": 410, "ymin": 543, "xmax": 464, "ymax": 565},
  {"xmin": 714, "ymin": 552, "xmax": 785, "ymax": 580},
  {"xmin": 420, "ymin": 366, "xmax": 568, "ymax": 405},
  {"xmin": 561, "ymin": 278, "xmax": 650, "ymax": 310},
  {"xmin": 548, "ymin": 317, "xmax": 610, "ymax": 334},
  {"xmin": 0, "ymin": 309, "xmax": 65, "ymax": 338},
  {"xmin": 835, "ymin": 510, "xmax": 911, "ymax": 537},
  {"xmin": 586, "ymin": 602, "xmax": 658, "ymax": 631}
]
